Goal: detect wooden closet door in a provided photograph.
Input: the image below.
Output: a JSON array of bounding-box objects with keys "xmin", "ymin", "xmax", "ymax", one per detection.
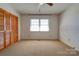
[
  {"xmin": 0, "ymin": 8, "xmax": 18, "ymax": 50},
  {"xmin": 10, "ymin": 15, "xmax": 15, "ymax": 44},
  {"xmin": 14, "ymin": 16, "xmax": 18, "ymax": 42},
  {"xmin": 5, "ymin": 32, "xmax": 10, "ymax": 47},
  {"xmin": 0, "ymin": 32, "xmax": 4, "ymax": 50},
  {"xmin": 0, "ymin": 8, "xmax": 4, "ymax": 50},
  {"xmin": 16, "ymin": 17, "xmax": 18, "ymax": 42},
  {"xmin": 10, "ymin": 31, "xmax": 14, "ymax": 44},
  {"xmin": 4, "ymin": 11, "xmax": 10, "ymax": 47},
  {"xmin": 13, "ymin": 16, "xmax": 17, "ymax": 43},
  {"xmin": 0, "ymin": 8, "xmax": 4, "ymax": 31},
  {"xmin": 10, "ymin": 15, "xmax": 18, "ymax": 44}
]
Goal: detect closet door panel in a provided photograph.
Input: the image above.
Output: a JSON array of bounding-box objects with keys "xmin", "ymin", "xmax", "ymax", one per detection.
[
  {"xmin": 14, "ymin": 17, "xmax": 16, "ymax": 42},
  {"xmin": 0, "ymin": 32, "xmax": 4, "ymax": 50},
  {"xmin": 13, "ymin": 16, "xmax": 18, "ymax": 42},
  {"xmin": 4, "ymin": 11, "xmax": 11, "ymax": 47},
  {"xmin": 0, "ymin": 9, "xmax": 4, "ymax": 31},
  {"xmin": 10, "ymin": 32, "xmax": 14, "ymax": 44},
  {"xmin": 11, "ymin": 15, "xmax": 15, "ymax": 43},
  {"xmin": 14, "ymin": 32, "xmax": 17, "ymax": 42},
  {"xmin": 0, "ymin": 8, "xmax": 4, "ymax": 50},
  {"xmin": 5, "ymin": 32, "xmax": 10, "ymax": 47},
  {"xmin": 4, "ymin": 11, "xmax": 10, "ymax": 31}
]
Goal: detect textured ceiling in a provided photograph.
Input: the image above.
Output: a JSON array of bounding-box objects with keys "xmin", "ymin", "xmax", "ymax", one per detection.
[{"xmin": 11, "ymin": 3, "xmax": 73, "ymax": 14}]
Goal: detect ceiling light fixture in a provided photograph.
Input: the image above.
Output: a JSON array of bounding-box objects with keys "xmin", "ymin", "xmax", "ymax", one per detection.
[{"xmin": 38, "ymin": 3, "xmax": 54, "ymax": 14}]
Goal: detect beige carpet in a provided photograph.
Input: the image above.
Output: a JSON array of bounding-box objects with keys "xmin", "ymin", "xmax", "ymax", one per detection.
[{"xmin": 0, "ymin": 40, "xmax": 78, "ymax": 56}]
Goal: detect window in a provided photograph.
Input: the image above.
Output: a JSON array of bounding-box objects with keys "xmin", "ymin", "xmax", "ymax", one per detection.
[
  {"xmin": 30, "ymin": 19, "xmax": 49, "ymax": 31},
  {"xmin": 40, "ymin": 19, "xmax": 49, "ymax": 31},
  {"xmin": 30, "ymin": 19, "xmax": 39, "ymax": 31}
]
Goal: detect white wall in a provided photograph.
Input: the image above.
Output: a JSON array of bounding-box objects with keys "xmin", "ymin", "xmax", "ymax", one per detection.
[
  {"xmin": 21, "ymin": 15, "xmax": 59, "ymax": 40},
  {"xmin": 60, "ymin": 4, "xmax": 79, "ymax": 51},
  {"xmin": 0, "ymin": 3, "xmax": 21, "ymax": 40}
]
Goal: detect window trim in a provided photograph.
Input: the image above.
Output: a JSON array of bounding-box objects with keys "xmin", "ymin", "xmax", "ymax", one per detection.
[{"xmin": 30, "ymin": 19, "xmax": 49, "ymax": 32}]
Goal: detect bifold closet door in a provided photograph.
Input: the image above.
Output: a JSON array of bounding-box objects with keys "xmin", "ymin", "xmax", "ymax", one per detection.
[
  {"xmin": 4, "ymin": 11, "xmax": 11, "ymax": 47},
  {"xmin": 13, "ymin": 16, "xmax": 17, "ymax": 43},
  {"xmin": 10, "ymin": 15, "xmax": 15, "ymax": 44},
  {"xmin": 0, "ymin": 8, "xmax": 4, "ymax": 50},
  {"xmin": 5, "ymin": 32, "xmax": 10, "ymax": 47},
  {"xmin": 10, "ymin": 32, "xmax": 14, "ymax": 44},
  {"xmin": 0, "ymin": 32, "xmax": 4, "ymax": 50},
  {"xmin": 14, "ymin": 16, "xmax": 18, "ymax": 42},
  {"xmin": 11, "ymin": 16, "xmax": 18, "ymax": 43},
  {"xmin": 0, "ymin": 8, "xmax": 18, "ymax": 50}
]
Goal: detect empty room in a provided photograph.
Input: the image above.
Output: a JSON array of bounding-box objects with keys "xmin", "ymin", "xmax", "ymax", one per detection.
[{"xmin": 0, "ymin": 3, "xmax": 79, "ymax": 56}]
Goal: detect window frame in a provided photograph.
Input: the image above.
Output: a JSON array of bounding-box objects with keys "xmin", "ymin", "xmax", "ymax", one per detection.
[{"xmin": 30, "ymin": 18, "xmax": 49, "ymax": 32}]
